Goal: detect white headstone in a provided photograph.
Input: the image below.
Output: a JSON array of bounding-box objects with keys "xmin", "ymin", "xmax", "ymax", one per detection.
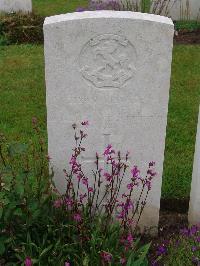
[
  {"xmin": 188, "ymin": 106, "xmax": 200, "ymax": 225},
  {"xmin": 44, "ymin": 11, "xmax": 174, "ymax": 233},
  {"xmin": 0, "ymin": 0, "xmax": 32, "ymax": 13}
]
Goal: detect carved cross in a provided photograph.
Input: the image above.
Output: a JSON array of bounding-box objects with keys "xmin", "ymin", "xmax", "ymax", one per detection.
[
  {"xmin": 81, "ymin": 133, "xmax": 111, "ymax": 170},
  {"xmin": 81, "ymin": 133, "xmax": 130, "ymax": 171}
]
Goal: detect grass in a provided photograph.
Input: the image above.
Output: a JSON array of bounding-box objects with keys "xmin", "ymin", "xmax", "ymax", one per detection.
[
  {"xmin": 0, "ymin": 44, "xmax": 200, "ymax": 199},
  {"xmin": 162, "ymin": 45, "xmax": 200, "ymax": 199},
  {"xmin": 32, "ymin": 0, "xmax": 88, "ymax": 17},
  {"xmin": 175, "ymin": 20, "xmax": 200, "ymax": 31},
  {"xmin": 0, "ymin": 45, "xmax": 46, "ymax": 142}
]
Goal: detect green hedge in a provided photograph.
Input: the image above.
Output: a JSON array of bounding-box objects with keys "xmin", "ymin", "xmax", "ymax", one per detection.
[{"xmin": 0, "ymin": 13, "xmax": 44, "ymax": 45}]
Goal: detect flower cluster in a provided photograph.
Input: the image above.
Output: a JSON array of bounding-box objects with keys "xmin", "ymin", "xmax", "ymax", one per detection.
[
  {"xmin": 76, "ymin": 0, "xmax": 122, "ymax": 12},
  {"xmin": 76, "ymin": 0, "xmax": 176, "ymax": 15},
  {"xmin": 0, "ymin": 118, "xmax": 152, "ymax": 265},
  {"xmin": 25, "ymin": 257, "xmax": 32, "ymax": 266},
  {"xmin": 51, "ymin": 121, "xmax": 156, "ymax": 264},
  {"xmin": 100, "ymin": 251, "xmax": 113, "ymax": 263},
  {"xmin": 89, "ymin": 0, "xmax": 121, "ymax": 11},
  {"xmin": 152, "ymin": 224, "xmax": 200, "ymax": 265}
]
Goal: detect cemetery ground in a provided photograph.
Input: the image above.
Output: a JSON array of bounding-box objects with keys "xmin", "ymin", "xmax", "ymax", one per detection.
[
  {"xmin": 1, "ymin": 2, "xmax": 200, "ymax": 265},
  {"xmin": 0, "ymin": 44, "xmax": 200, "ymax": 200},
  {"xmin": 0, "ymin": 43, "xmax": 200, "ymax": 265}
]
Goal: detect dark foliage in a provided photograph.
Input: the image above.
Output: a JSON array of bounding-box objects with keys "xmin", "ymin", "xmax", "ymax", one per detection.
[{"xmin": 0, "ymin": 13, "xmax": 44, "ymax": 45}]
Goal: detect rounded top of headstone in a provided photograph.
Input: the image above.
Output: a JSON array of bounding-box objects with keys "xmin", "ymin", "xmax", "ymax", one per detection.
[{"xmin": 44, "ymin": 10, "xmax": 173, "ymax": 27}]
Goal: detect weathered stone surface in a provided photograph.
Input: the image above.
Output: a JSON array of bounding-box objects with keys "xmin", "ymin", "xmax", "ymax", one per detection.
[
  {"xmin": 0, "ymin": 0, "xmax": 32, "ymax": 13},
  {"xmin": 188, "ymin": 106, "xmax": 200, "ymax": 225},
  {"xmin": 44, "ymin": 11, "xmax": 174, "ymax": 232}
]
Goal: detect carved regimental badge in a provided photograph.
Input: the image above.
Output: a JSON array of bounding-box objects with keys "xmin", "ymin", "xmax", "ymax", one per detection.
[{"xmin": 79, "ymin": 34, "xmax": 137, "ymax": 88}]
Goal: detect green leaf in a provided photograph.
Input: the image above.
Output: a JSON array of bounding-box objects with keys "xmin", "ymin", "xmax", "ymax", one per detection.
[
  {"xmin": 39, "ymin": 245, "xmax": 53, "ymax": 258},
  {"xmin": 2, "ymin": 197, "xmax": 10, "ymax": 205},
  {"xmin": 28, "ymin": 201, "xmax": 38, "ymax": 212},
  {"xmin": 0, "ymin": 208, "xmax": 3, "ymax": 219},
  {"xmin": 137, "ymin": 242, "xmax": 151, "ymax": 257},
  {"xmin": 129, "ymin": 242, "xmax": 151, "ymax": 266},
  {"xmin": 32, "ymin": 209, "xmax": 41, "ymax": 220},
  {"xmin": 126, "ymin": 252, "xmax": 136, "ymax": 266},
  {"xmin": 14, "ymin": 208, "xmax": 23, "ymax": 216},
  {"xmin": 0, "ymin": 241, "xmax": 5, "ymax": 255},
  {"xmin": 29, "ymin": 242, "xmax": 39, "ymax": 251},
  {"xmin": 15, "ymin": 253, "xmax": 24, "ymax": 261},
  {"xmin": 83, "ymin": 255, "xmax": 89, "ymax": 266},
  {"xmin": 15, "ymin": 183, "xmax": 24, "ymax": 197}
]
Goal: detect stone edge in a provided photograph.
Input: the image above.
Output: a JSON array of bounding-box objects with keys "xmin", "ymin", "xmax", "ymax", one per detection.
[{"xmin": 44, "ymin": 10, "xmax": 174, "ymax": 27}]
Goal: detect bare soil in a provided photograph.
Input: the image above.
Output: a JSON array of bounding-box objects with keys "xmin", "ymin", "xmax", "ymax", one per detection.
[{"xmin": 174, "ymin": 29, "xmax": 200, "ymax": 44}]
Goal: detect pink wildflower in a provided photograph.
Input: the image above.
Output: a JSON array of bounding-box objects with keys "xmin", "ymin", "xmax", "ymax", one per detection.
[
  {"xmin": 25, "ymin": 257, "xmax": 32, "ymax": 266},
  {"xmin": 117, "ymin": 210, "xmax": 125, "ymax": 220},
  {"xmin": 117, "ymin": 202, "xmax": 125, "ymax": 208},
  {"xmin": 106, "ymin": 155, "xmax": 115, "ymax": 163},
  {"xmin": 120, "ymin": 257, "xmax": 126, "ymax": 265},
  {"xmin": 120, "ymin": 233, "xmax": 134, "ymax": 250},
  {"xmin": 103, "ymin": 144, "xmax": 115, "ymax": 156},
  {"xmin": 149, "ymin": 161, "xmax": 155, "ymax": 167},
  {"xmin": 111, "ymin": 160, "xmax": 117, "ymax": 167},
  {"xmin": 53, "ymin": 199, "xmax": 63, "ymax": 208},
  {"xmin": 100, "ymin": 251, "xmax": 112, "ymax": 263},
  {"xmin": 73, "ymin": 213, "xmax": 82, "ymax": 222},
  {"xmin": 127, "ymin": 233, "xmax": 134, "ymax": 244},
  {"xmin": 65, "ymin": 197, "xmax": 73, "ymax": 207},
  {"xmin": 77, "ymin": 173, "xmax": 82, "ymax": 181},
  {"xmin": 65, "ymin": 262, "xmax": 70, "ymax": 266},
  {"xmin": 103, "ymin": 172, "xmax": 112, "ymax": 182},
  {"xmin": 131, "ymin": 166, "xmax": 140, "ymax": 179},
  {"xmin": 127, "ymin": 183, "xmax": 134, "ymax": 190},
  {"xmin": 126, "ymin": 218, "xmax": 135, "ymax": 226},
  {"xmin": 124, "ymin": 199, "xmax": 134, "ymax": 211},
  {"xmin": 69, "ymin": 155, "xmax": 76, "ymax": 165},
  {"xmin": 82, "ymin": 178, "xmax": 88, "ymax": 186},
  {"xmin": 145, "ymin": 180, "xmax": 151, "ymax": 190},
  {"xmin": 88, "ymin": 187, "xmax": 94, "ymax": 192},
  {"xmin": 81, "ymin": 120, "xmax": 89, "ymax": 126},
  {"xmin": 69, "ymin": 155, "xmax": 81, "ymax": 174},
  {"xmin": 147, "ymin": 169, "xmax": 157, "ymax": 177}
]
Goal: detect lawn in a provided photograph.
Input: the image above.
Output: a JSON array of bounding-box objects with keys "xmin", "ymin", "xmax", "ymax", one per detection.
[
  {"xmin": 162, "ymin": 45, "xmax": 200, "ymax": 198},
  {"xmin": 0, "ymin": 45, "xmax": 46, "ymax": 142},
  {"xmin": 0, "ymin": 44, "xmax": 199, "ymax": 199},
  {"xmin": 32, "ymin": 0, "xmax": 88, "ymax": 16}
]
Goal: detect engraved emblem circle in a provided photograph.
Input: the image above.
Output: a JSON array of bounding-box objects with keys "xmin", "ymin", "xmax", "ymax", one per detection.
[{"xmin": 79, "ymin": 34, "xmax": 137, "ymax": 88}]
